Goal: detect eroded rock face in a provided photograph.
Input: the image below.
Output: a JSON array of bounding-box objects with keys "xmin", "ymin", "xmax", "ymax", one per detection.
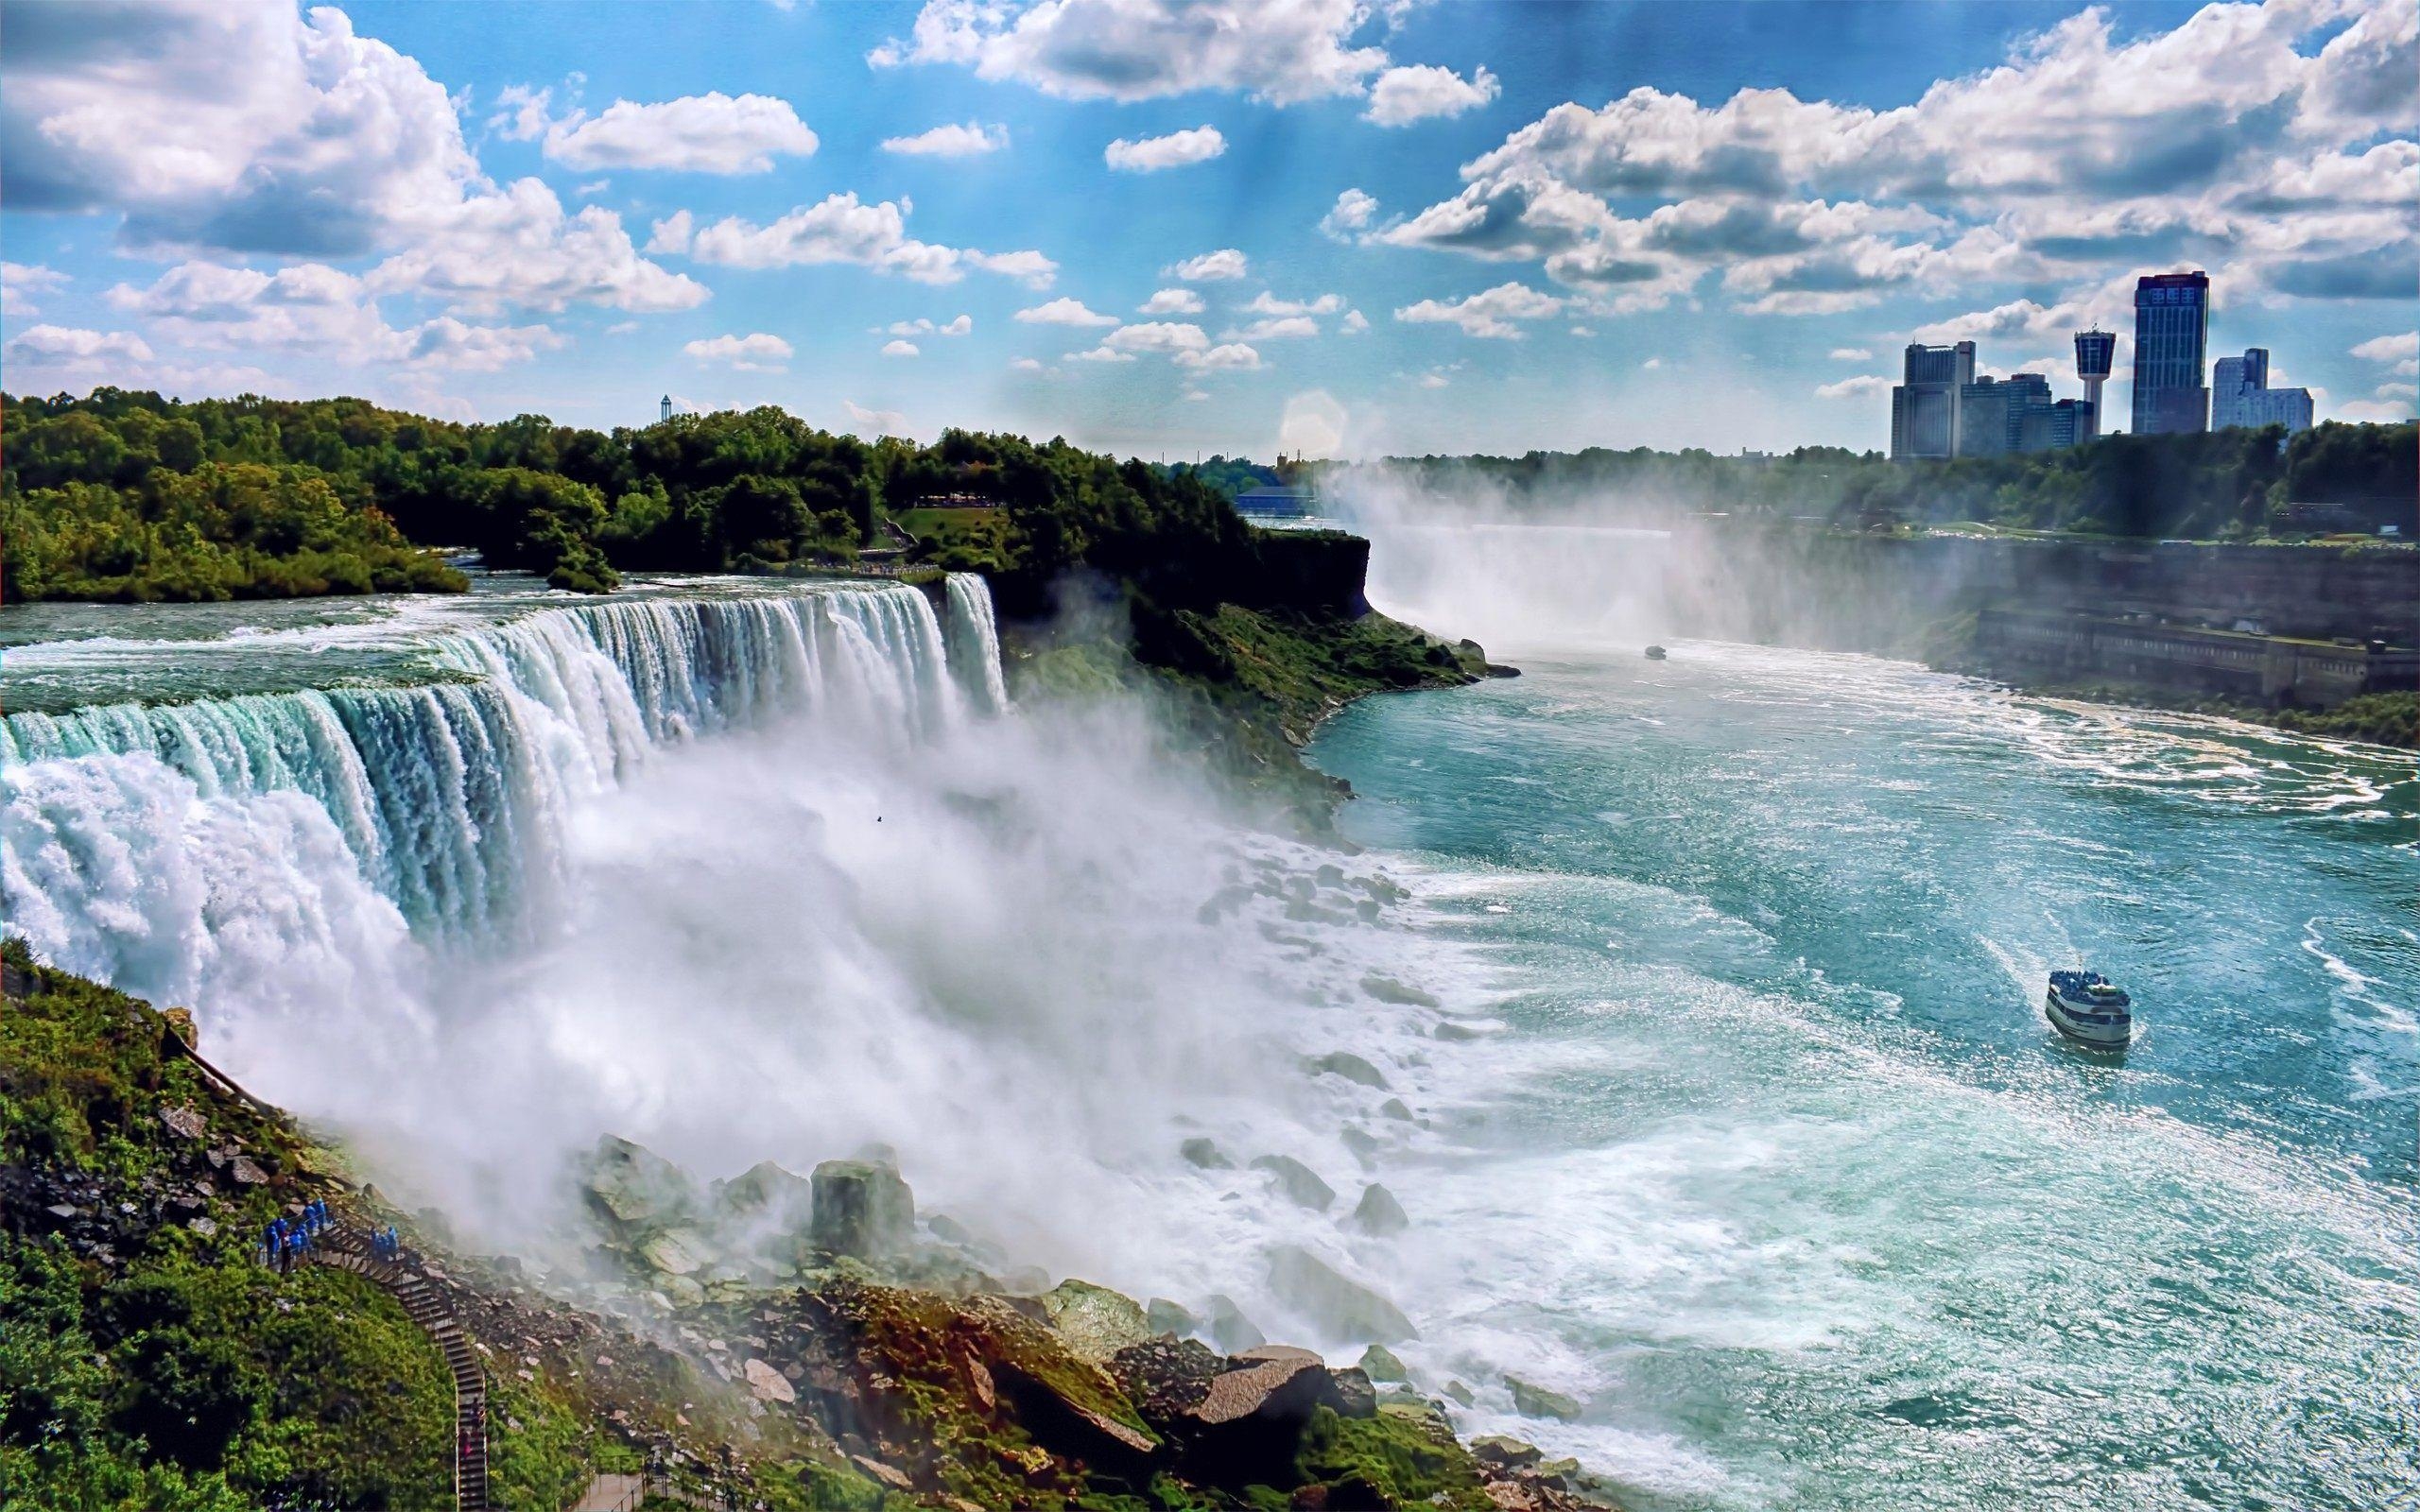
[
  {"xmin": 1268, "ymin": 1245, "xmax": 1417, "ymax": 1344},
  {"xmin": 809, "ymin": 1159, "xmax": 914, "ymax": 1260}
]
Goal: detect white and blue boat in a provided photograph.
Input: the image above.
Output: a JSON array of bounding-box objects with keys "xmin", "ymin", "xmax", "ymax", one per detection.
[{"xmin": 2046, "ymin": 970, "xmax": 2134, "ymax": 1047}]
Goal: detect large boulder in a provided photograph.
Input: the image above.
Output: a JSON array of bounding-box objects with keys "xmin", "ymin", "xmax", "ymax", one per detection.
[
  {"xmin": 810, "ymin": 1158, "xmax": 914, "ymax": 1260},
  {"xmin": 1310, "ymin": 1051, "xmax": 1390, "ymax": 1089},
  {"xmin": 1181, "ymin": 1137, "xmax": 1235, "ymax": 1170},
  {"xmin": 579, "ymin": 1135, "xmax": 697, "ymax": 1236},
  {"xmin": 1251, "ymin": 1155, "xmax": 1337, "ymax": 1211},
  {"xmin": 1268, "ymin": 1245, "xmax": 1417, "ymax": 1345},
  {"xmin": 1357, "ymin": 1344, "xmax": 1409, "ymax": 1383},
  {"xmin": 1041, "ymin": 1280, "xmax": 1154, "ymax": 1364},
  {"xmin": 1204, "ymin": 1294, "xmax": 1266, "ymax": 1353},
  {"xmin": 992, "ymin": 1358, "xmax": 1160, "ymax": 1477},
  {"xmin": 1183, "ymin": 1348, "xmax": 1348, "ymax": 1483},
  {"xmin": 1147, "ymin": 1297, "xmax": 1201, "ymax": 1338},
  {"xmin": 1360, "ymin": 975, "xmax": 1440, "ymax": 1008},
  {"xmin": 1348, "ymin": 1183, "xmax": 1409, "ymax": 1238},
  {"xmin": 636, "ymin": 1227, "xmax": 717, "ymax": 1278},
  {"xmin": 712, "ymin": 1160, "xmax": 815, "ymax": 1229},
  {"xmin": 1506, "ymin": 1376, "xmax": 1583, "ymax": 1422},
  {"xmin": 1331, "ymin": 1366, "xmax": 1379, "ymax": 1418}
]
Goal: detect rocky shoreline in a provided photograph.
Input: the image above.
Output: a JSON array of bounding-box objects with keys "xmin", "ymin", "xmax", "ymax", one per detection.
[{"xmin": 2, "ymin": 940, "xmax": 1623, "ymax": 1510}]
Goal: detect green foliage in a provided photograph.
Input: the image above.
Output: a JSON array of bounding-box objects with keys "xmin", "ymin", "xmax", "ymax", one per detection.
[
  {"xmin": 1154, "ymin": 455, "xmax": 1283, "ymax": 501},
  {"xmin": 2262, "ymin": 691, "xmax": 2418, "ymax": 748},
  {"xmin": 0, "ymin": 954, "xmax": 455, "ymax": 1508},
  {"xmin": 1374, "ymin": 422, "xmax": 2417, "ymax": 540},
  {"xmin": 0, "ymin": 452, "xmax": 466, "ymax": 603},
  {"xmin": 1294, "ymin": 1405, "xmax": 1492, "ymax": 1510}
]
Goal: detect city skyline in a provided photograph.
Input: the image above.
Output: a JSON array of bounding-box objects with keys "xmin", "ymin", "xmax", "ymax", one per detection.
[{"xmin": 1, "ymin": 0, "xmax": 2413, "ymax": 460}]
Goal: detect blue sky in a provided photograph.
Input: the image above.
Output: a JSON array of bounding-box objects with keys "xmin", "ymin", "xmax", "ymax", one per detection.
[{"xmin": 3, "ymin": 0, "xmax": 2412, "ymax": 459}]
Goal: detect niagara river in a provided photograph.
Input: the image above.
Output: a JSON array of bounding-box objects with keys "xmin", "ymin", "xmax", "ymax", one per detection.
[
  {"xmin": 1309, "ymin": 643, "xmax": 2419, "ymax": 1509},
  {"xmin": 5, "ymin": 569, "xmax": 2415, "ymax": 1510}
]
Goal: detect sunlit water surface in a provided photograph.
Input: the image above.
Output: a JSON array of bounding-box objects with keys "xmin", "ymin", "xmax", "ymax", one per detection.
[{"xmin": 1309, "ymin": 642, "xmax": 2420, "ymax": 1511}]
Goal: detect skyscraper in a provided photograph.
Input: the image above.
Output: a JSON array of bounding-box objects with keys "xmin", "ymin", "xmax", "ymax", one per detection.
[
  {"xmin": 2212, "ymin": 348, "xmax": 2268, "ymax": 403},
  {"xmin": 2074, "ymin": 329, "xmax": 2115, "ymax": 439},
  {"xmin": 2018, "ymin": 399, "xmax": 2097, "ymax": 453},
  {"xmin": 1958, "ymin": 372, "xmax": 2053, "ymax": 457},
  {"xmin": 2211, "ymin": 348, "xmax": 2313, "ymax": 436},
  {"xmin": 2132, "ymin": 272, "xmax": 2210, "ymax": 435},
  {"xmin": 1891, "ymin": 340, "xmax": 1976, "ymax": 460}
]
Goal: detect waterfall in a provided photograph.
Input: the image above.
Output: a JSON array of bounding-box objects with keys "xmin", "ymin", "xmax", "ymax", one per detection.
[
  {"xmin": 1, "ymin": 578, "xmax": 1005, "ymax": 985},
  {"xmin": 943, "ymin": 572, "xmax": 1011, "ymax": 716}
]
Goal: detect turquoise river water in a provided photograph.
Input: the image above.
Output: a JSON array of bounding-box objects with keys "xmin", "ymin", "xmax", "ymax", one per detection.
[{"xmin": 1309, "ymin": 642, "xmax": 2419, "ymax": 1509}]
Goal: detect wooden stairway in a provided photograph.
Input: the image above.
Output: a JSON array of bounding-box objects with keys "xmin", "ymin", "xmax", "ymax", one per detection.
[{"xmin": 310, "ymin": 1225, "xmax": 492, "ymax": 1511}]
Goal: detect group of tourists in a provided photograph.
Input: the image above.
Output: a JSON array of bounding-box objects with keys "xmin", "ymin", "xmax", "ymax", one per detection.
[
  {"xmin": 261, "ymin": 1198, "xmax": 331, "ymax": 1273},
  {"xmin": 369, "ymin": 1224, "xmax": 403, "ymax": 1261}
]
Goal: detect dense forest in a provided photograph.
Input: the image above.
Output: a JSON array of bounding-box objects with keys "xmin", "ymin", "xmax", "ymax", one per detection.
[
  {"xmin": 10, "ymin": 390, "xmax": 2409, "ymax": 610},
  {"xmin": 1356, "ymin": 421, "xmax": 2419, "ymax": 541},
  {"xmin": 0, "ymin": 390, "xmax": 1267, "ymax": 613}
]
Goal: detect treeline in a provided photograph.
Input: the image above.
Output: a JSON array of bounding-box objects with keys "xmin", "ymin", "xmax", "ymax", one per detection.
[
  {"xmin": 1358, "ymin": 421, "xmax": 2418, "ymax": 541},
  {"xmin": 1, "ymin": 404, "xmax": 467, "ymax": 602},
  {"xmin": 1, "ymin": 390, "xmax": 1273, "ymax": 612},
  {"xmin": 1156, "ymin": 454, "xmax": 1283, "ymax": 500}
]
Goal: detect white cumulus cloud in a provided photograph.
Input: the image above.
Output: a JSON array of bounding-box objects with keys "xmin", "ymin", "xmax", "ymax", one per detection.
[
  {"xmin": 535, "ymin": 91, "xmax": 818, "ymax": 173},
  {"xmin": 683, "ymin": 192, "xmax": 1055, "ymax": 287},
  {"xmin": 1394, "ymin": 282, "xmax": 1564, "ymax": 338},
  {"xmin": 1166, "ymin": 248, "xmax": 1249, "ymax": 282},
  {"xmin": 882, "ymin": 121, "xmax": 1011, "ymax": 156},
  {"xmin": 6, "ymin": 324, "xmax": 156, "ymax": 366},
  {"xmin": 868, "ymin": 0, "xmax": 1390, "ymax": 107},
  {"xmin": 1015, "ymin": 297, "xmax": 1119, "ymax": 326},
  {"xmin": 1364, "ymin": 63, "xmax": 1499, "ymax": 127},
  {"xmin": 1105, "ymin": 125, "xmax": 1227, "ymax": 172},
  {"xmin": 684, "ymin": 332, "xmax": 794, "ymax": 370},
  {"xmin": 1139, "ymin": 287, "xmax": 1205, "ymax": 315},
  {"xmin": 1321, "ymin": 188, "xmax": 1379, "ymax": 240}
]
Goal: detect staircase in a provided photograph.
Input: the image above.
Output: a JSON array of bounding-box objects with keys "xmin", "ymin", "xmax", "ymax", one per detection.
[{"xmin": 310, "ymin": 1225, "xmax": 492, "ymax": 1511}]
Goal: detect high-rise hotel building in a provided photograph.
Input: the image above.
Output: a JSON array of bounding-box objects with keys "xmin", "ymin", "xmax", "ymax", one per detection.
[
  {"xmin": 2132, "ymin": 272, "xmax": 2210, "ymax": 435},
  {"xmin": 1890, "ymin": 340, "xmax": 1977, "ymax": 460}
]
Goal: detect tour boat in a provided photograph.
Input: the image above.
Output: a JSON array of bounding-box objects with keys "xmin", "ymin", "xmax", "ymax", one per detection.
[
  {"xmin": 1644, "ymin": 644, "xmax": 1668, "ymax": 660},
  {"xmin": 2045, "ymin": 970, "xmax": 2133, "ymax": 1046}
]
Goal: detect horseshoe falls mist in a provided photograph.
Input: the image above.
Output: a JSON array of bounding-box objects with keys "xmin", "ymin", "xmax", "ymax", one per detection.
[{"xmin": 9, "ymin": 551, "xmax": 2420, "ymax": 1512}]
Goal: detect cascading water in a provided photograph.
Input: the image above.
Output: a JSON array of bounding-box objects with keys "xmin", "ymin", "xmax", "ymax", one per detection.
[
  {"xmin": 3, "ymin": 577, "xmax": 982, "ymax": 978},
  {"xmin": 0, "ymin": 567, "xmax": 1450, "ymax": 1370},
  {"xmin": 942, "ymin": 572, "xmax": 1011, "ymax": 716}
]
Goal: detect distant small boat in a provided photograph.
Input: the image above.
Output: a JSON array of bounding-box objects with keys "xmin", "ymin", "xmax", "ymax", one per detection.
[
  {"xmin": 1643, "ymin": 644, "xmax": 1668, "ymax": 661},
  {"xmin": 2045, "ymin": 970, "xmax": 2133, "ymax": 1047}
]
